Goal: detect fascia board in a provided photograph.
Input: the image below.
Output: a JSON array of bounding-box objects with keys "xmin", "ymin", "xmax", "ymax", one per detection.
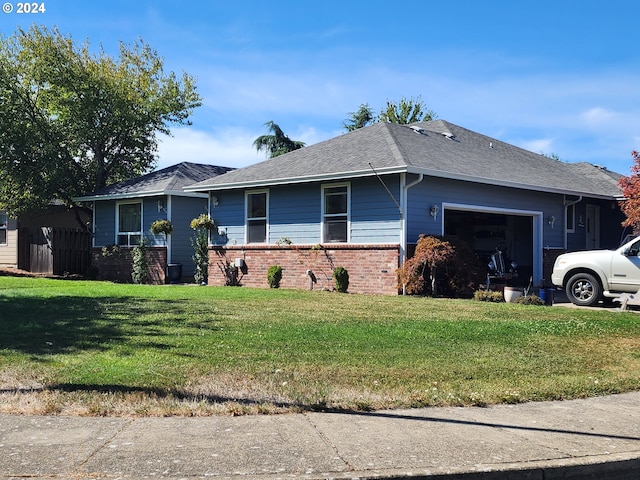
[
  {"xmin": 73, "ymin": 190, "xmax": 208, "ymax": 202},
  {"xmin": 184, "ymin": 166, "xmax": 408, "ymax": 192},
  {"xmin": 184, "ymin": 164, "xmax": 620, "ymax": 200},
  {"xmin": 406, "ymin": 167, "xmax": 622, "ymax": 200}
]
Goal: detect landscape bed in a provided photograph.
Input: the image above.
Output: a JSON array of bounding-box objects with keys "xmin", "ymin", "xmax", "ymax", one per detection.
[{"xmin": 1, "ymin": 276, "xmax": 639, "ymax": 416}]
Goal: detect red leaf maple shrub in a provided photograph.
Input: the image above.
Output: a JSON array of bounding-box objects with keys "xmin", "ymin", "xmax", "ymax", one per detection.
[
  {"xmin": 619, "ymin": 151, "xmax": 640, "ymax": 233},
  {"xmin": 398, "ymin": 235, "xmax": 484, "ymax": 297}
]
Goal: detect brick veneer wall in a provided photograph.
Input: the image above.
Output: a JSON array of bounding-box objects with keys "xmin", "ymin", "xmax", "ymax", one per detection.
[
  {"xmin": 91, "ymin": 246, "xmax": 167, "ymax": 284},
  {"xmin": 208, "ymin": 244, "xmax": 401, "ymax": 295},
  {"xmin": 543, "ymin": 247, "xmax": 566, "ymax": 287}
]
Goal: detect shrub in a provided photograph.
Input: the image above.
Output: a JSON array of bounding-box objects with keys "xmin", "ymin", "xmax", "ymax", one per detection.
[
  {"xmin": 131, "ymin": 240, "xmax": 148, "ymax": 284},
  {"xmin": 473, "ymin": 289, "xmax": 504, "ymax": 302},
  {"xmin": 190, "ymin": 215, "xmax": 215, "ymax": 285},
  {"xmin": 267, "ymin": 265, "xmax": 283, "ymax": 288},
  {"xmin": 398, "ymin": 235, "xmax": 484, "ymax": 297},
  {"xmin": 85, "ymin": 264, "xmax": 99, "ymax": 280},
  {"xmin": 333, "ymin": 266, "xmax": 349, "ymax": 293},
  {"xmin": 190, "ymin": 228, "xmax": 209, "ymax": 285},
  {"xmin": 515, "ymin": 294, "xmax": 545, "ymax": 306}
]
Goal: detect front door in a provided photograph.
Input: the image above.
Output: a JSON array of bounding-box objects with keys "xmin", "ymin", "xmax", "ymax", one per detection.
[{"xmin": 585, "ymin": 205, "xmax": 600, "ymax": 250}]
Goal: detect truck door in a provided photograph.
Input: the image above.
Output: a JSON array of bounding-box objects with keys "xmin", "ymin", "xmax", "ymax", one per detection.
[{"xmin": 609, "ymin": 239, "xmax": 640, "ymax": 292}]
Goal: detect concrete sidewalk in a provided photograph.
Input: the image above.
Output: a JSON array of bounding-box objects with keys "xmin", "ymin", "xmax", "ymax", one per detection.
[{"xmin": 1, "ymin": 392, "xmax": 639, "ymax": 479}]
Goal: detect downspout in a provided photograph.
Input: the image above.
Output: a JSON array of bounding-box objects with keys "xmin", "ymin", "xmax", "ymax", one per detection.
[
  {"xmin": 91, "ymin": 201, "xmax": 96, "ymax": 248},
  {"xmin": 401, "ymin": 173, "xmax": 424, "ymax": 294},
  {"xmin": 166, "ymin": 196, "xmax": 173, "ymax": 264},
  {"xmin": 564, "ymin": 195, "xmax": 582, "ymax": 249}
]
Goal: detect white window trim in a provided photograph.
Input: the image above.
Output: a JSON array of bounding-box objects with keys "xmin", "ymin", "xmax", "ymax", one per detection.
[
  {"xmin": 115, "ymin": 200, "xmax": 143, "ymax": 246},
  {"xmin": 245, "ymin": 189, "xmax": 269, "ymax": 244},
  {"xmin": 321, "ymin": 182, "xmax": 351, "ymax": 243}
]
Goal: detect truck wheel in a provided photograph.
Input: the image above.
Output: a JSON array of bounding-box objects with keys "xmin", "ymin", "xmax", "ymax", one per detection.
[{"xmin": 565, "ymin": 273, "xmax": 601, "ymax": 306}]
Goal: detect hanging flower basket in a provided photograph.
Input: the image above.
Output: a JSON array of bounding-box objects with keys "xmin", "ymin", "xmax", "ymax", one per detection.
[
  {"xmin": 190, "ymin": 214, "xmax": 216, "ymax": 231},
  {"xmin": 150, "ymin": 219, "xmax": 174, "ymax": 235}
]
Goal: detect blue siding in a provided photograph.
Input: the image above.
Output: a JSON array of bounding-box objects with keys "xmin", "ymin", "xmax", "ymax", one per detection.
[
  {"xmin": 209, "ymin": 176, "xmax": 402, "ymax": 246},
  {"xmin": 210, "ymin": 190, "xmax": 245, "ymax": 246},
  {"xmin": 269, "ymin": 184, "xmax": 321, "ymax": 243},
  {"xmin": 93, "ymin": 195, "xmax": 209, "ymax": 277},
  {"xmin": 169, "ymin": 196, "xmax": 209, "ymax": 271},
  {"xmin": 93, "ymin": 201, "xmax": 116, "ymax": 246},
  {"xmin": 142, "ymin": 196, "xmax": 167, "ymax": 246},
  {"xmin": 407, "ymin": 177, "xmax": 564, "ymax": 247},
  {"xmin": 351, "ymin": 176, "xmax": 401, "ymax": 243}
]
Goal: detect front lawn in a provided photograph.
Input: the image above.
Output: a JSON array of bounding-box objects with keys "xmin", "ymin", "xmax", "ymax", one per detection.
[{"xmin": 1, "ymin": 276, "xmax": 639, "ymax": 416}]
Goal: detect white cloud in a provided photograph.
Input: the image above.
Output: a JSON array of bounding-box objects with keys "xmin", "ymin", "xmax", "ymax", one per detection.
[
  {"xmin": 580, "ymin": 107, "xmax": 617, "ymax": 126},
  {"xmin": 156, "ymin": 127, "xmax": 263, "ymax": 170},
  {"xmin": 517, "ymin": 138, "xmax": 557, "ymax": 156}
]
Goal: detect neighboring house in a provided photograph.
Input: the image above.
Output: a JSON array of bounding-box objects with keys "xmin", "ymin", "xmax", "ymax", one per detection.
[
  {"xmin": 75, "ymin": 162, "xmax": 233, "ymax": 283},
  {"xmin": 185, "ymin": 120, "xmax": 626, "ymax": 294},
  {"xmin": 0, "ymin": 210, "xmax": 18, "ymax": 269}
]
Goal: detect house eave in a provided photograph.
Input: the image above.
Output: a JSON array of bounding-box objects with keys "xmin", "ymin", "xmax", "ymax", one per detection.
[
  {"xmin": 407, "ymin": 167, "xmax": 622, "ymax": 200},
  {"xmin": 73, "ymin": 190, "xmax": 209, "ymax": 202},
  {"xmin": 185, "ymin": 166, "xmax": 408, "ymax": 192},
  {"xmin": 185, "ymin": 164, "xmax": 621, "ymax": 200}
]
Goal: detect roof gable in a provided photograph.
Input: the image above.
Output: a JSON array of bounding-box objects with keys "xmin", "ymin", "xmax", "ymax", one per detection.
[{"xmin": 75, "ymin": 162, "xmax": 234, "ymax": 201}]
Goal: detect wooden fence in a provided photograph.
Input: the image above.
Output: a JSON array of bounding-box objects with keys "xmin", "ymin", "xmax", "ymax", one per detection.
[{"xmin": 21, "ymin": 227, "xmax": 92, "ymax": 275}]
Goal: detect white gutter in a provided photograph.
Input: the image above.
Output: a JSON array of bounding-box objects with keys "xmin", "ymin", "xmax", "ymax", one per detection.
[
  {"xmin": 400, "ymin": 172, "xmax": 424, "ymax": 294},
  {"xmin": 186, "ymin": 165, "xmax": 618, "ymax": 200},
  {"xmin": 185, "ymin": 166, "xmax": 407, "ymax": 193},
  {"xmin": 564, "ymin": 195, "xmax": 582, "ymax": 249},
  {"xmin": 73, "ymin": 190, "xmax": 209, "ymax": 202}
]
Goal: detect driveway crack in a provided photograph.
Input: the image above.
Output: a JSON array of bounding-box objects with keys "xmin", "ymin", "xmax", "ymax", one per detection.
[
  {"xmin": 302, "ymin": 412, "xmax": 355, "ymax": 472},
  {"xmin": 73, "ymin": 417, "xmax": 135, "ymax": 475}
]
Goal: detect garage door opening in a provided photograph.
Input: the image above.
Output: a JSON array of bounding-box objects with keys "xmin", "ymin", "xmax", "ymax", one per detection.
[{"xmin": 444, "ymin": 209, "xmax": 534, "ymax": 287}]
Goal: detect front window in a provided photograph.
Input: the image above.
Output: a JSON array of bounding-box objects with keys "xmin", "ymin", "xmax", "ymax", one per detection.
[
  {"xmin": 117, "ymin": 202, "xmax": 142, "ymax": 246},
  {"xmin": 246, "ymin": 191, "xmax": 267, "ymax": 243},
  {"xmin": 323, "ymin": 184, "xmax": 349, "ymax": 243},
  {"xmin": 0, "ymin": 211, "xmax": 7, "ymax": 245}
]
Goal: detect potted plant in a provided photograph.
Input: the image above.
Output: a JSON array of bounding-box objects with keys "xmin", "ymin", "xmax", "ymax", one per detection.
[{"xmin": 150, "ymin": 219, "xmax": 174, "ymax": 236}]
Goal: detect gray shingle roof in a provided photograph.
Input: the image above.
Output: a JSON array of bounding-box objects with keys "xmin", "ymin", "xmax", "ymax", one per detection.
[
  {"xmin": 75, "ymin": 162, "xmax": 234, "ymax": 201},
  {"xmin": 186, "ymin": 120, "xmax": 623, "ymax": 199}
]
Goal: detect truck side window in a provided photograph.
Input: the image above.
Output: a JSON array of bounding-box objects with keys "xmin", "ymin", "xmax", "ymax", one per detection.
[{"xmin": 629, "ymin": 241, "xmax": 640, "ymax": 256}]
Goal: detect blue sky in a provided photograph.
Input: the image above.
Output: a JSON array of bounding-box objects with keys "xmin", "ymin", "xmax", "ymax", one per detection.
[{"xmin": 2, "ymin": 0, "xmax": 639, "ymax": 174}]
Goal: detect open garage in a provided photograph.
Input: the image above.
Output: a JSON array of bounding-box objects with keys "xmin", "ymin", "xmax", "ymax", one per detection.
[{"xmin": 443, "ymin": 205, "xmax": 541, "ymax": 287}]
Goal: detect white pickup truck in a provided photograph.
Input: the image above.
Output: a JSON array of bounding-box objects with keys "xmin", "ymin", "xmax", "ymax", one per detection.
[{"xmin": 551, "ymin": 235, "xmax": 640, "ymax": 306}]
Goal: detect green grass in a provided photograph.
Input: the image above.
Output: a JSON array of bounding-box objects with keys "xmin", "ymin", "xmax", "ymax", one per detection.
[{"xmin": 1, "ymin": 276, "xmax": 640, "ymax": 416}]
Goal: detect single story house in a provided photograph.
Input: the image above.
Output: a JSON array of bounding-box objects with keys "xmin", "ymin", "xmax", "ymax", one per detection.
[
  {"xmin": 75, "ymin": 162, "xmax": 233, "ymax": 283},
  {"xmin": 184, "ymin": 120, "xmax": 626, "ymax": 294}
]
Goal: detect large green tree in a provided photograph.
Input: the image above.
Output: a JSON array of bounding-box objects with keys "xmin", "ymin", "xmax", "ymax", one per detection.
[
  {"xmin": 253, "ymin": 120, "xmax": 305, "ymax": 158},
  {"xmin": 342, "ymin": 96, "xmax": 437, "ymax": 132},
  {"xmin": 0, "ymin": 25, "xmax": 201, "ymax": 216},
  {"xmin": 342, "ymin": 103, "xmax": 376, "ymax": 131},
  {"xmin": 379, "ymin": 95, "xmax": 437, "ymax": 124}
]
